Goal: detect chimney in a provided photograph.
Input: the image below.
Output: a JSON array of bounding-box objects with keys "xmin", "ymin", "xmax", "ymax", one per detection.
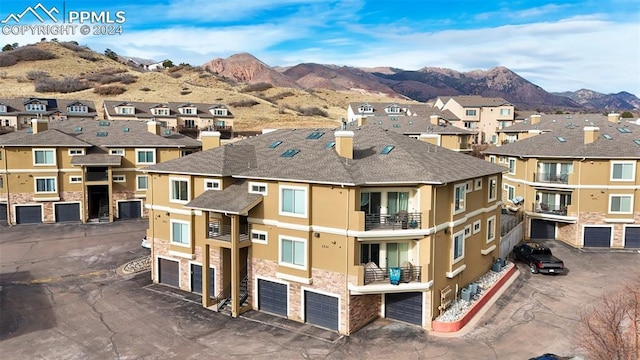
[
  {"xmin": 335, "ymin": 130, "xmax": 354, "ymax": 159},
  {"xmin": 31, "ymin": 118, "xmax": 48, "ymax": 134},
  {"xmin": 201, "ymin": 131, "xmax": 221, "ymax": 150},
  {"xmin": 147, "ymin": 121, "xmax": 162, "ymax": 135},
  {"xmin": 608, "ymin": 113, "xmax": 620, "ymax": 123},
  {"xmin": 357, "ymin": 116, "xmax": 366, "ymax": 127},
  {"xmin": 419, "ymin": 133, "xmax": 440, "ymax": 146},
  {"xmin": 584, "ymin": 126, "xmax": 599, "ymax": 144},
  {"xmin": 530, "ymin": 114, "xmax": 541, "ymax": 125},
  {"xmin": 430, "ymin": 115, "xmax": 440, "ymax": 126}
]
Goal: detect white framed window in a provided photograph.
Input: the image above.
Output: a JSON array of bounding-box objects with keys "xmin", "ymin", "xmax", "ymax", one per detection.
[
  {"xmin": 170, "ymin": 177, "xmax": 190, "ymax": 204},
  {"xmin": 498, "ymin": 156, "xmax": 506, "ymax": 163},
  {"xmin": 505, "ymin": 184, "xmax": 515, "ymax": 201},
  {"xmin": 116, "ymin": 106, "xmax": 134, "ymax": 115},
  {"xmin": 35, "ymin": 177, "xmax": 57, "ymax": 193},
  {"xmin": 500, "ymin": 108, "xmax": 511, "ymax": 116},
  {"xmin": 69, "ymin": 175, "xmax": 82, "ymax": 183},
  {"xmin": 465, "ymin": 109, "xmax": 477, "ymax": 116},
  {"xmin": 279, "ymin": 235, "xmax": 307, "ymax": 270},
  {"xmin": 279, "ymin": 185, "xmax": 307, "ymax": 218},
  {"xmin": 113, "ymin": 175, "xmax": 126, "ymax": 183},
  {"xmin": 611, "ymin": 161, "xmax": 635, "ymax": 181},
  {"xmin": 609, "ymin": 194, "xmax": 633, "ymax": 214},
  {"xmin": 170, "ymin": 219, "xmax": 190, "ymax": 247},
  {"xmin": 136, "ymin": 175, "xmax": 148, "ymax": 191},
  {"xmin": 488, "ymin": 176, "xmax": 497, "ymax": 202},
  {"xmin": 465, "ymin": 181, "xmax": 472, "ymax": 192},
  {"xmin": 249, "ymin": 182, "xmax": 268, "ymax": 195},
  {"xmin": 204, "ymin": 179, "xmax": 221, "ymax": 191},
  {"xmin": 110, "ymin": 149, "xmax": 125, "ymax": 156},
  {"xmin": 68, "ymin": 148, "xmax": 85, "ymax": 156},
  {"xmin": 508, "ymin": 157, "xmax": 516, "ymax": 175},
  {"xmin": 33, "ymin": 148, "xmax": 55, "ymax": 166},
  {"xmin": 489, "ymin": 155, "xmax": 496, "ymax": 163},
  {"xmin": 135, "ymin": 149, "xmax": 156, "ymax": 165},
  {"xmin": 0, "ymin": 175, "xmax": 3, "ymax": 189},
  {"xmin": 473, "ymin": 220, "xmax": 481, "ymax": 234},
  {"xmin": 454, "ymin": 183, "xmax": 466, "ymax": 214},
  {"xmin": 475, "ymin": 178, "xmax": 482, "ymax": 191},
  {"xmin": 452, "ymin": 230, "xmax": 465, "ymax": 264},
  {"xmin": 487, "ymin": 215, "xmax": 496, "ymax": 243},
  {"xmin": 251, "ymin": 230, "xmax": 268, "ymax": 244},
  {"xmin": 464, "ymin": 224, "xmax": 471, "ymax": 237}
]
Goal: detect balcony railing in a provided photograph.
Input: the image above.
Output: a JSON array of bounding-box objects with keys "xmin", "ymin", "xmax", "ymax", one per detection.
[
  {"xmin": 534, "ymin": 172, "xmax": 569, "ymax": 184},
  {"xmin": 533, "ymin": 202, "xmax": 568, "ymax": 216},
  {"xmin": 364, "ymin": 265, "xmax": 422, "ymax": 285},
  {"xmin": 207, "ymin": 223, "xmax": 251, "ymax": 242},
  {"xmin": 364, "ymin": 212, "xmax": 421, "ymax": 231},
  {"xmin": 86, "ymin": 171, "xmax": 108, "ymax": 182}
]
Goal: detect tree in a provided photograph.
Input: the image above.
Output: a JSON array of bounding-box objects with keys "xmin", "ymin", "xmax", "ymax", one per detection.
[
  {"xmin": 621, "ymin": 111, "xmax": 634, "ymax": 118},
  {"xmin": 104, "ymin": 48, "xmax": 118, "ymax": 61},
  {"xmin": 162, "ymin": 59, "xmax": 174, "ymax": 68},
  {"xmin": 2, "ymin": 44, "xmax": 14, "ymax": 52},
  {"xmin": 576, "ymin": 276, "xmax": 640, "ymax": 360}
]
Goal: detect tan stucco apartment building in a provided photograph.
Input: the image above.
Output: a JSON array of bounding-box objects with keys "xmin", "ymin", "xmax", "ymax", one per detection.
[
  {"xmin": 143, "ymin": 125, "xmax": 505, "ymax": 334},
  {"xmin": 485, "ymin": 113, "xmax": 640, "ymax": 249}
]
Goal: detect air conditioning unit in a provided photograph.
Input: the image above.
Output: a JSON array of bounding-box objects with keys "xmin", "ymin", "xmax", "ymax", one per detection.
[{"xmin": 461, "ymin": 288, "xmax": 472, "ymax": 301}]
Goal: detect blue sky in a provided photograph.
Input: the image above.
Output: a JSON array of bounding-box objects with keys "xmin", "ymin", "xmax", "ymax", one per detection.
[{"xmin": 1, "ymin": 0, "xmax": 639, "ymax": 95}]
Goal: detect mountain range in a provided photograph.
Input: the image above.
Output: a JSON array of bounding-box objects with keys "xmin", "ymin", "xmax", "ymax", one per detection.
[{"xmin": 203, "ymin": 53, "xmax": 639, "ymax": 111}]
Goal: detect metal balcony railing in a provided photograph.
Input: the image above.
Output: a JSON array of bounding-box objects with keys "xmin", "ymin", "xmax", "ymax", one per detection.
[
  {"xmin": 535, "ymin": 172, "xmax": 569, "ymax": 184},
  {"xmin": 364, "ymin": 265, "xmax": 422, "ymax": 285},
  {"xmin": 533, "ymin": 202, "xmax": 568, "ymax": 216},
  {"xmin": 207, "ymin": 223, "xmax": 251, "ymax": 242},
  {"xmin": 364, "ymin": 212, "xmax": 421, "ymax": 231},
  {"xmin": 86, "ymin": 172, "xmax": 108, "ymax": 182}
]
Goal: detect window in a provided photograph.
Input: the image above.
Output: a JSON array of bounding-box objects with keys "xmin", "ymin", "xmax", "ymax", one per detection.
[
  {"xmin": 113, "ymin": 175, "xmax": 126, "ymax": 183},
  {"xmin": 136, "ymin": 175, "xmax": 148, "ymax": 191},
  {"xmin": 249, "ymin": 182, "xmax": 267, "ymax": 195},
  {"xmin": 280, "ymin": 186, "xmax": 307, "ymax": 217},
  {"xmin": 487, "ymin": 216, "xmax": 496, "ymax": 243},
  {"xmin": 488, "ymin": 176, "xmax": 498, "ymax": 202},
  {"xmin": 611, "ymin": 162, "xmax": 635, "ymax": 181},
  {"xmin": 69, "ymin": 176, "xmax": 82, "ymax": 183},
  {"xmin": 33, "ymin": 149, "xmax": 55, "ymax": 165},
  {"xmin": 184, "ymin": 119, "xmax": 195, "ymax": 128},
  {"xmin": 475, "ymin": 178, "xmax": 482, "ymax": 191},
  {"xmin": 170, "ymin": 178, "xmax": 189, "ymax": 203},
  {"xmin": 170, "ymin": 220, "xmax": 190, "ymax": 246},
  {"xmin": 213, "ymin": 108, "xmax": 227, "ymax": 116},
  {"xmin": 279, "ymin": 236, "xmax": 306, "ymax": 269},
  {"xmin": 67, "ymin": 105, "xmax": 88, "ymax": 113},
  {"xmin": 609, "ymin": 195, "xmax": 633, "ymax": 214},
  {"xmin": 204, "ymin": 179, "xmax": 221, "ymax": 191},
  {"xmin": 152, "ymin": 108, "xmax": 169, "ymax": 116},
  {"xmin": 452, "ymin": 230, "xmax": 465, "ymax": 263},
  {"xmin": 465, "ymin": 109, "xmax": 477, "ymax": 116},
  {"xmin": 498, "ymin": 156, "xmax": 506, "ymax": 163},
  {"xmin": 136, "ymin": 149, "xmax": 155, "ymax": 164},
  {"xmin": 68, "ymin": 149, "xmax": 85, "ymax": 156},
  {"xmin": 26, "ymin": 103, "xmax": 45, "ymax": 111},
  {"xmin": 109, "ymin": 149, "xmax": 125, "ymax": 156},
  {"xmin": 180, "ymin": 107, "xmax": 195, "ymax": 115},
  {"xmin": 508, "ymin": 158, "xmax": 516, "ymax": 175},
  {"xmin": 35, "ymin": 177, "xmax": 56, "ymax": 193},
  {"xmin": 464, "ymin": 225, "xmax": 471, "ymax": 237},
  {"xmin": 0, "ymin": 175, "xmax": 3, "ymax": 189},
  {"xmin": 473, "ymin": 220, "xmax": 481, "ymax": 234},
  {"xmin": 454, "ymin": 184, "xmax": 466, "ymax": 214},
  {"xmin": 505, "ymin": 184, "xmax": 515, "ymax": 201},
  {"xmin": 251, "ymin": 230, "xmax": 268, "ymax": 244},
  {"xmin": 0, "ymin": 104, "xmax": 6, "ymax": 113},
  {"xmin": 489, "ymin": 155, "xmax": 496, "ymax": 163},
  {"xmin": 500, "ymin": 108, "xmax": 511, "ymax": 116}
]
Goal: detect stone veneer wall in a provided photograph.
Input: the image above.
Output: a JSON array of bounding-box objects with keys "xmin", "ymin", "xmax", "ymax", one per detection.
[
  {"xmin": 348, "ymin": 294, "xmax": 380, "ymax": 334},
  {"xmin": 555, "ymin": 212, "xmax": 639, "ymax": 249},
  {"xmin": 113, "ymin": 191, "xmax": 148, "ymax": 218},
  {"xmin": 9, "ymin": 191, "xmax": 82, "ymax": 223}
]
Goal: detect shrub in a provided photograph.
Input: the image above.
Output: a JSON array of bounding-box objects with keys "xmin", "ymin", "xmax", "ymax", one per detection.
[
  {"xmin": 86, "ymin": 69, "xmax": 136, "ymax": 84},
  {"xmin": 229, "ymin": 99, "xmax": 259, "ymax": 107},
  {"xmin": 0, "ymin": 54, "xmax": 18, "ymax": 67},
  {"xmin": 240, "ymin": 82, "xmax": 273, "ymax": 93},
  {"xmin": 169, "ymin": 72, "xmax": 182, "ymax": 78},
  {"xmin": 26, "ymin": 70, "xmax": 49, "ymax": 81},
  {"xmin": 35, "ymin": 77, "xmax": 90, "ymax": 93},
  {"xmin": 6, "ymin": 46, "xmax": 56, "ymax": 62},
  {"xmin": 58, "ymin": 41, "xmax": 86, "ymax": 52},
  {"xmin": 180, "ymin": 90, "xmax": 192, "ymax": 95},
  {"xmin": 140, "ymin": 87, "xmax": 152, "ymax": 92},
  {"xmin": 297, "ymin": 106, "xmax": 328, "ymax": 117},
  {"xmin": 93, "ymin": 85, "xmax": 126, "ymax": 95},
  {"xmin": 118, "ymin": 73, "xmax": 137, "ymax": 84},
  {"xmin": 77, "ymin": 51, "xmax": 99, "ymax": 61}
]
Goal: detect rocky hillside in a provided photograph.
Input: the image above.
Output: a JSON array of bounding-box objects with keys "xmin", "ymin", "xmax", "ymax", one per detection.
[
  {"xmin": 553, "ymin": 89, "xmax": 640, "ymax": 111},
  {"xmin": 202, "ymin": 53, "xmax": 298, "ymax": 88}
]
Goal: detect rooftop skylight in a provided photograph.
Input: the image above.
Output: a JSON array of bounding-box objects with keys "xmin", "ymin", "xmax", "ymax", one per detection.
[
  {"xmin": 75, "ymin": 126, "xmax": 82, "ymax": 132},
  {"xmin": 96, "ymin": 131, "xmax": 108, "ymax": 137},
  {"xmin": 123, "ymin": 127, "xmax": 130, "ymax": 132},
  {"xmin": 306, "ymin": 132, "xmax": 325, "ymax": 139},
  {"xmin": 280, "ymin": 149, "xmax": 300, "ymax": 158},
  {"xmin": 634, "ymin": 140, "xmax": 640, "ymax": 146},
  {"xmin": 603, "ymin": 134, "xmax": 613, "ymax": 140},
  {"xmin": 617, "ymin": 127, "xmax": 632, "ymax": 133},
  {"xmin": 380, "ymin": 145, "xmax": 395, "ymax": 155},
  {"xmin": 324, "ymin": 141, "xmax": 335, "ymax": 148},
  {"xmin": 98, "ymin": 121, "xmax": 110, "ymax": 126},
  {"xmin": 556, "ymin": 136, "xmax": 566, "ymax": 142},
  {"xmin": 164, "ymin": 129, "xmax": 171, "ymax": 136},
  {"xmin": 268, "ymin": 141, "xmax": 282, "ymax": 149}
]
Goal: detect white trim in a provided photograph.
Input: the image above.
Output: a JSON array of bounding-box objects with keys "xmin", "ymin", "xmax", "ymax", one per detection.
[
  {"xmin": 348, "ymin": 280, "xmax": 433, "ymax": 295},
  {"xmin": 249, "ymin": 181, "xmax": 268, "ymax": 195},
  {"xmin": 610, "ymin": 161, "xmax": 636, "ymax": 182},
  {"xmin": 276, "ymin": 272, "xmax": 312, "ymax": 284},
  {"xmin": 474, "ymin": 178, "xmax": 482, "ymax": 191},
  {"xmin": 446, "ymin": 264, "xmax": 467, "ymax": 278},
  {"xmin": 481, "ymin": 244, "xmax": 496, "ymax": 255},
  {"xmin": 34, "ymin": 176, "xmax": 57, "ymax": 194},
  {"xmin": 300, "ymin": 287, "xmax": 340, "ymax": 328},
  {"xmin": 168, "ymin": 250, "xmax": 195, "ymax": 259},
  {"xmin": 112, "ymin": 175, "xmax": 126, "ymax": 183},
  {"xmin": 489, "ymin": 155, "xmax": 496, "ymax": 163},
  {"xmin": 135, "ymin": 148, "xmax": 156, "ymax": 165},
  {"xmin": 145, "ymin": 204, "xmax": 201, "ymax": 216},
  {"xmin": 504, "ymin": 175, "xmax": 640, "ymax": 190},
  {"xmin": 581, "ymin": 225, "xmax": 614, "ymax": 248},
  {"xmin": 278, "ymin": 235, "xmax": 308, "ymax": 270},
  {"xmin": 251, "ymin": 229, "xmax": 268, "ymax": 244},
  {"xmin": 604, "ymin": 218, "xmax": 636, "ymax": 223},
  {"xmin": 507, "ymin": 157, "xmax": 516, "ymax": 175},
  {"xmin": 464, "ymin": 224, "xmax": 471, "ymax": 237},
  {"xmin": 115, "ymin": 199, "xmax": 143, "ymax": 219},
  {"xmin": 279, "ymin": 185, "xmax": 308, "ymax": 218},
  {"xmin": 32, "ymin": 148, "xmax": 56, "ymax": 166},
  {"xmin": 53, "ymin": 201, "xmax": 82, "ymax": 222},
  {"xmin": 486, "ymin": 215, "xmax": 497, "ymax": 243},
  {"xmin": 109, "ymin": 148, "xmax": 125, "ymax": 156},
  {"xmin": 453, "ymin": 183, "xmax": 466, "ymax": 215},
  {"xmin": 204, "ymin": 178, "xmax": 221, "ymax": 191},
  {"xmin": 69, "ymin": 175, "xmax": 82, "ymax": 184},
  {"xmin": 136, "ymin": 175, "xmax": 148, "ymax": 191},
  {"xmin": 473, "ymin": 220, "xmax": 481, "ymax": 234},
  {"xmin": 452, "ymin": 229, "xmax": 465, "ymax": 265},
  {"xmin": 169, "ymin": 177, "xmax": 190, "ymax": 204},
  {"xmin": 622, "ymin": 224, "xmax": 640, "ymax": 248},
  {"xmin": 608, "ymin": 194, "xmax": 634, "ymax": 214},
  {"xmin": 170, "ymin": 219, "xmax": 191, "ymax": 248},
  {"xmin": 488, "ymin": 176, "xmax": 498, "ymax": 202},
  {"xmin": 67, "ymin": 148, "xmax": 85, "ymax": 156},
  {"xmin": 255, "ymin": 276, "xmax": 290, "ymax": 317},
  {"xmin": 14, "ymin": 203, "xmax": 44, "ymax": 223},
  {"xmin": 156, "ymin": 255, "xmax": 181, "ymax": 287}
]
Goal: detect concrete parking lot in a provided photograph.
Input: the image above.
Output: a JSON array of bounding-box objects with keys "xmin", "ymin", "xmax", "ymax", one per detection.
[{"xmin": 1, "ymin": 221, "xmax": 639, "ymax": 359}]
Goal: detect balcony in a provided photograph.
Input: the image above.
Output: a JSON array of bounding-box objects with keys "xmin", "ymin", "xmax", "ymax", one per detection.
[
  {"xmin": 364, "ymin": 212, "xmax": 421, "ymax": 231},
  {"xmin": 207, "ymin": 222, "xmax": 251, "ymax": 243},
  {"xmin": 533, "ymin": 202, "xmax": 567, "ymax": 216},
  {"xmin": 86, "ymin": 171, "xmax": 108, "ymax": 182},
  {"xmin": 363, "ymin": 264, "xmax": 422, "ymax": 285},
  {"xmin": 534, "ymin": 172, "xmax": 569, "ymax": 184}
]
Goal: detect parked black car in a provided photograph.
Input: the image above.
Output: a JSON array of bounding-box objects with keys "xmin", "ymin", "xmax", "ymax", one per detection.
[{"xmin": 513, "ymin": 242, "xmax": 564, "ymax": 274}]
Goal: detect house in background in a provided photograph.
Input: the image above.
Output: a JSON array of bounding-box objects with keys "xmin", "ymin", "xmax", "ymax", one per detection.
[
  {"xmin": 346, "ymin": 102, "xmax": 415, "ymax": 123},
  {"xmin": 434, "ymin": 96, "xmax": 515, "ymax": 144},
  {"xmin": 142, "ymin": 125, "xmax": 505, "ymax": 335},
  {"xmin": 0, "ymin": 118, "xmax": 200, "ymax": 225},
  {"xmin": 0, "ymin": 98, "xmax": 98, "ymax": 132},
  {"xmin": 484, "ymin": 113, "xmax": 640, "ymax": 249}
]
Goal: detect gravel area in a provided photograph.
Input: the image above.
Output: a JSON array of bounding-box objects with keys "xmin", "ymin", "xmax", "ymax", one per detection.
[{"xmin": 436, "ymin": 262, "xmax": 512, "ymax": 322}]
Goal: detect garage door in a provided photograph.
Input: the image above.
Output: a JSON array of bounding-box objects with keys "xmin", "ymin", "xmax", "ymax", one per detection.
[
  {"xmin": 16, "ymin": 205, "xmax": 42, "ymax": 224},
  {"xmin": 118, "ymin": 201, "xmax": 141, "ymax": 219},
  {"xmin": 385, "ymin": 292, "xmax": 423, "ymax": 326},
  {"xmin": 258, "ymin": 279, "xmax": 287, "ymax": 317},
  {"xmin": 583, "ymin": 227, "xmax": 612, "ymax": 248},
  {"xmin": 191, "ymin": 264, "xmax": 215, "ymax": 295},
  {"xmin": 531, "ymin": 219, "xmax": 555, "ymax": 239},
  {"xmin": 304, "ymin": 291, "xmax": 339, "ymax": 331},
  {"xmin": 624, "ymin": 227, "xmax": 640, "ymax": 248},
  {"xmin": 55, "ymin": 203, "xmax": 80, "ymax": 222},
  {"xmin": 0, "ymin": 203, "xmax": 7, "ymax": 224},
  {"xmin": 158, "ymin": 258, "xmax": 180, "ymax": 287}
]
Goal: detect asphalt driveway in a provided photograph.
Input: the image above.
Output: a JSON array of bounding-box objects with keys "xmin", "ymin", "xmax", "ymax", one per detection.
[{"xmin": 1, "ymin": 221, "xmax": 638, "ymax": 359}]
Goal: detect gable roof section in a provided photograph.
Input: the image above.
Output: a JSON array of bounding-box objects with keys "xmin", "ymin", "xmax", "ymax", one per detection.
[
  {"xmin": 0, "ymin": 128, "xmax": 91, "ymax": 147},
  {"xmin": 346, "ymin": 115, "xmax": 473, "ymax": 135},
  {"xmin": 448, "ymin": 96, "xmax": 511, "ymax": 108},
  {"xmin": 185, "ymin": 179, "xmax": 263, "ymax": 215}
]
